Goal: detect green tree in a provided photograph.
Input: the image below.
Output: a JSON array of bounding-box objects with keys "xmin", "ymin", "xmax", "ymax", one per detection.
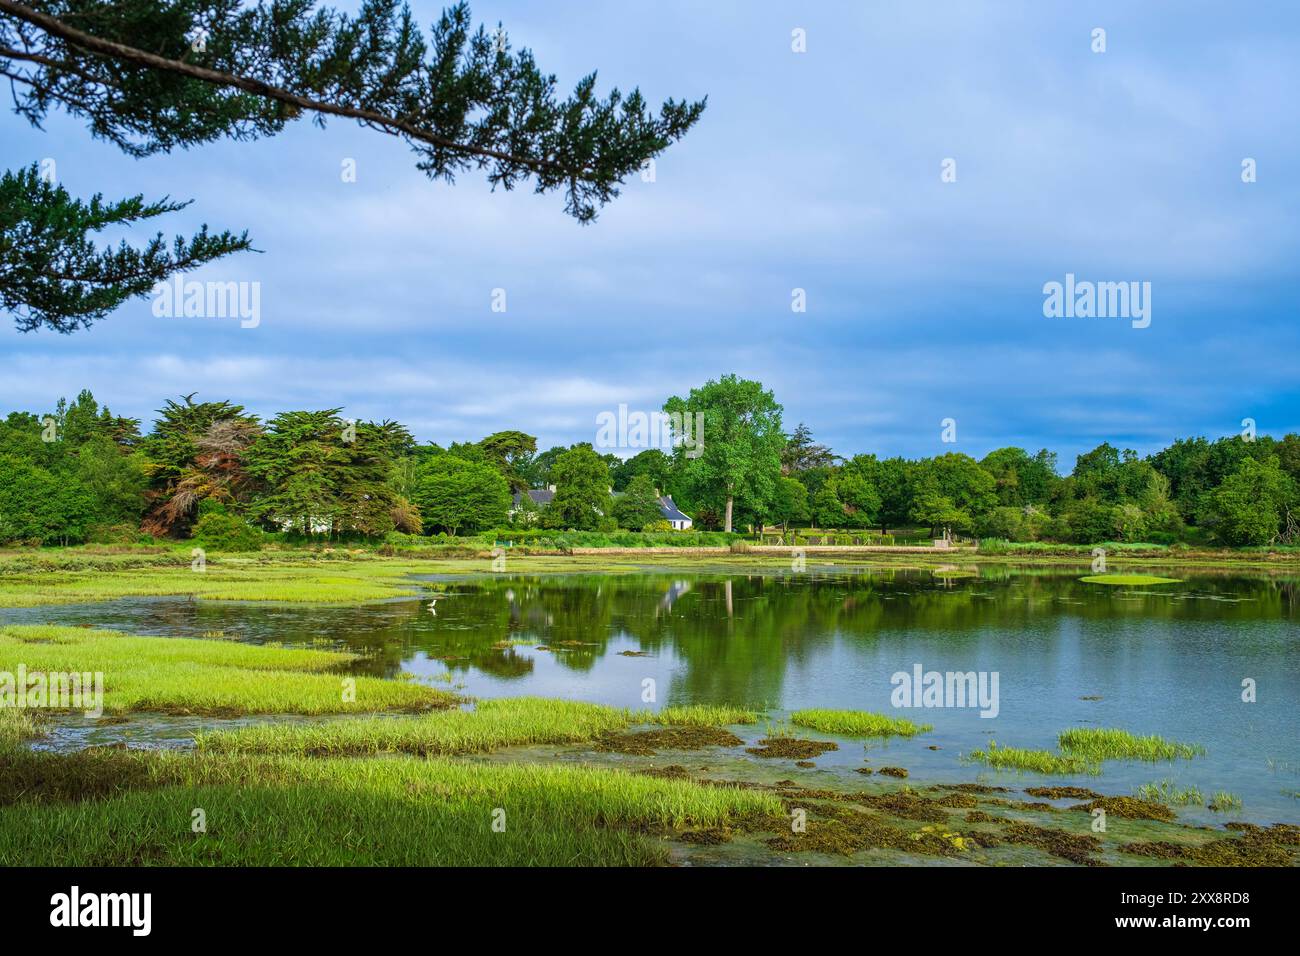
[
  {"xmin": 832, "ymin": 472, "xmax": 880, "ymax": 528},
  {"xmin": 782, "ymin": 423, "xmax": 836, "ymax": 473},
  {"xmin": 770, "ymin": 476, "xmax": 809, "ymax": 532},
  {"xmin": 1204, "ymin": 456, "xmax": 1297, "ymax": 546},
  {"xmin": 1, "ymin": 1, "xmax": 705, "ymax": 331},
  {"xmin": 664, "ymin": 374, "xmax": 784, "ymax": 532},
  {"xmin": 75, "ymin": 434, "xmax": 148, "ymax": 526},
  {"xmin": 610, "ymin": 448, "xmax": 672, "ymax": 493},
  {"xmin": 910, "ymin": 453, "xmax": 995, "ymax": 535},
  {"xmin": 139, "ymin": 395, "xmax": 260, "ymax": 536},
  {"xmin": 980, "ymin": 447, "xmax": 1058, "ymax": 506},
  {"xmin": 544, "ymin": 444, "xmax": 611, "ymax": 530},
  {"xmin": 811, "ymin": 484, "xmax": 844, "ymax": 529},
  {"xmin": 612, "ymin": 474, "xmax": 663, "ymax": 530},
  {"xmin": 243, "ymin": 409, "xmax": 349, "ymax": 535},
  {"xmin": 0, "ymin": 454, "xmax": 92, "ymax": 544},
  {"xmin": 412, "ymin": 453, "xmax": 510, "ymax": 535},
  {"xmin": 477, "ymin": 430, "xmax": 538, "ymax": 491}
]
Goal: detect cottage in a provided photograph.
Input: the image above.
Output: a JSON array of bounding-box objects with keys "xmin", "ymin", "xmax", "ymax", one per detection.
[{"xmin": 510, "ymin": 485, "xmax": 692, "ymax": 529}]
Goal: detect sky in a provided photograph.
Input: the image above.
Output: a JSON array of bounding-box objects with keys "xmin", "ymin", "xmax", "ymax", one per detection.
[{"xmin": 3, "ymin": 0, "xmax": 1298, "ymax": 467}]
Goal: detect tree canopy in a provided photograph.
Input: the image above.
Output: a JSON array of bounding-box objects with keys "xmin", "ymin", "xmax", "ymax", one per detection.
[{"xmin": 0, "ymin": 0, "xmax": 706, "ymax": 331}]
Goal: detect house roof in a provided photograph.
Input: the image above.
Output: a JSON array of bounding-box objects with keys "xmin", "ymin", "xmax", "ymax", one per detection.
[{"xmin": 657, "ymin": 496, "xmax": 691, "ymax": 522}]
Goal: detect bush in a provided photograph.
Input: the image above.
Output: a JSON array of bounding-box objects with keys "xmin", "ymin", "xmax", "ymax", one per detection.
[{"xmin": 192, "ymin": 511, "xmax": 264, "ymax": 552}]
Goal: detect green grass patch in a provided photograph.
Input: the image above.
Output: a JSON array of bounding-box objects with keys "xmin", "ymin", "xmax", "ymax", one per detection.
[
  {"xmin": 1079, "ymin": 574, "xmax": 1182, "ymax": 586},
  {"xmin": 0, "ymin": 749, "xmax": 781, "ymax": 866},
  {"xmin": 1208, "ymin": 791, "xmax": 1243, "ymax": 812},
  {"xmin": 1134, "ymin": 779, "xmax": 1205, "ymax": 806},
  {"xmin": 1059, "ymin": 728, "xmax": 1205, "ymax": 763},
  {"xmin": 0, "ymin": 625, "xmax": 453, "ymax": 716},
  {"xmin": 201, "ymin": 698, "xmax": 761, "ymax": 757},
  {"xmin": 0, "ymin": 707, "xmax": 45, "ymax": 747},
  {"xmin": 790, "ymin": 708, "xmax": 931, "ymax": 737},
  {"xmin": 0, "ymin": 556, "xmax": 429, "ymax": 607},
  {"xmin": 200, "ymin": 698, "xmax": 630, "ymax": 756},
  {"xmin": 649, "ymin": 705, "xmax": 761, "ymax": 727},
  {"xmin": 967, "ymin": 741, "xmax": 1098, "ymax": 775}
]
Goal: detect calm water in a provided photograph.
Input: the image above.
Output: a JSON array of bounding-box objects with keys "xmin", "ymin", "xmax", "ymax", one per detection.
[{"xmin": 7, "ymin": 567, "xmax": 1299, "ymax": 824}]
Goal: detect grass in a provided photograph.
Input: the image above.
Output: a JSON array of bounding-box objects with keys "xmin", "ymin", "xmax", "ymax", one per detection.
[
  {"xmin": 1079, "ymin": 574, "xmax": 1183, "ymax": 586},
  {"xmin": 790, "ymin": 708, "xmax": 931, "ymax": 738},
  {"xmin": 200, "ymin": 698, "xmax": 760, "ymax": 757},
  {"xmin": 1134, "ymin": 779, "xmax": 1205, "ymax": 806},
  {"xmin": 649, "ymin": 704, "xmax": 761, "ymax": 727},
  {"xmin": 200, "ymin": 698, "xmax": 629, "ymax": 756},
  {"xmin": 0, "ymin": 748, "xmax": 782, "ymax": 866},
  {"xmin": 0, "ymin": 707, "xmax": 45, "ymax": 747},
  {"xmin": 0, "ymin": 625, "xmax": 453, "ymax": 716},
  {"xmin": 1059, "ymin": 728, "xmax": 1205, "ymax": 762},
  {"xmin": 967, "ymin": 741, "xmax": 1097, "ymax": 775},
  {"xmin": 1208, "ymin": 791, "xmax": 1243, "ymax": 813},
  {"xmin": 0, "ymin": 555, "xmax": 430, "ymax": 607}
]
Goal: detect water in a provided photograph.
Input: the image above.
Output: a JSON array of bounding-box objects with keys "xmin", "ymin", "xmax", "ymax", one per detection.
[{"xmin": 6, "ymin": 566, "xmax": 1298, "ymax": 824}]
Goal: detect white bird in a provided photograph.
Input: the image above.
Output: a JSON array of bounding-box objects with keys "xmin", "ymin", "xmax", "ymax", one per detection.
[{"xmin": 427, "ymin": 598, "xmax": 438, "ymax": 615}]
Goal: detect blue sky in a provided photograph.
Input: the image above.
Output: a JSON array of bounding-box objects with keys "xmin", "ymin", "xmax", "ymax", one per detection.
[{"xmin": 3, "ymin": 0, "xmax": 1298, "ymax": 467}]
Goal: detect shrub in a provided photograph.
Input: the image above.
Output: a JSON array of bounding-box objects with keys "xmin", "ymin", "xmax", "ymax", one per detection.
[{"xmin": 192, "ymin": 511, "xmax": 264, "ymax": 552}]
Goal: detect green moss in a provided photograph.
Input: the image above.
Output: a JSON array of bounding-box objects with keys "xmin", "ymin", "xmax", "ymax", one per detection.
[
  {"xmin": 1121, "ymin": 824, "xmax": 1300, "ymax": 867},
  {"xmin": 1079, "ymin": 574, "xmax": 1182, "ymax": 586},
  {"xmin": 1024, "ymin": 786, "xmax": 1104, "ymax": 800},
  {"xmin": 1001, "ymin": 821, "xmax": 1104, "ymax": 865},
  {"xmin": 595, "ymin": 726, "xmax": 743, "ymax": 756},
  {"xmin": 745, "ymin": 737, "xmax": 839, "ymax": 760},
  {"xmin": 1069, "ymin": 796, "xmax": 1177, "ymax": 822}
]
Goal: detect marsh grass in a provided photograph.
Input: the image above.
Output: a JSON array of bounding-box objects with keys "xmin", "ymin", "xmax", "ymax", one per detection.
[
  {"xmin": 0, "ymin": 556, "xmax": 429, "ymax": 607},
  {"xmin": 0, "ymin": 750, "xmax": 782, "ymax": 866},
  {"xmin": 0, "ymin": 625, "xmax": 453, "ymax": 716},
  {"xmin": 199, "ymin": 698, "xmax": 631, "ymax": 756},
  {"xmin": 649, "ymin": 705, "xmax": 760, "ymax": 727},
  {"xmin": 1208, "ymin": 791, "xmax": 1243, "ymax": 812},
  {"xmin": 1134, "ymin": 779, "xmax": 1205, "ymax": 806},
  {"xmin": 199, "ymin": 699, "xmax": 757, "ymax": 757},
  {"xmin": 0, "ymin": 707, "xmax": 45, "ymax": 747},
  {"xmin": 790, "ymin": 708, "xmax": 931, "ymax": 738},
  {"xmin": 1059, "ymin": 728, "xmax": 1205, "ymax": 763},
  {"xmin": 967, "ymin": 741, "xmax": 1097, "ymax": 775}
]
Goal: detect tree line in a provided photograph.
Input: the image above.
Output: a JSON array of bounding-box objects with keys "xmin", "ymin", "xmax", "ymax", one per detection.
[{"xmin": 2, "ymin": 374, "xmax": 1298, "ymax": 548}]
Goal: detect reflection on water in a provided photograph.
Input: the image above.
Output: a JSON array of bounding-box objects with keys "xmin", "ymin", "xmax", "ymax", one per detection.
[{"xmin": 5, "ymin": 567, "xmax": 1299, "ymax": 823}]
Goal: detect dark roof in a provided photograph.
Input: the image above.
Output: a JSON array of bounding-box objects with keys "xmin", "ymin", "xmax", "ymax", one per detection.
[{"xmin": 658, "ymin": 496, "xmax": 691, "ymax": 522}]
